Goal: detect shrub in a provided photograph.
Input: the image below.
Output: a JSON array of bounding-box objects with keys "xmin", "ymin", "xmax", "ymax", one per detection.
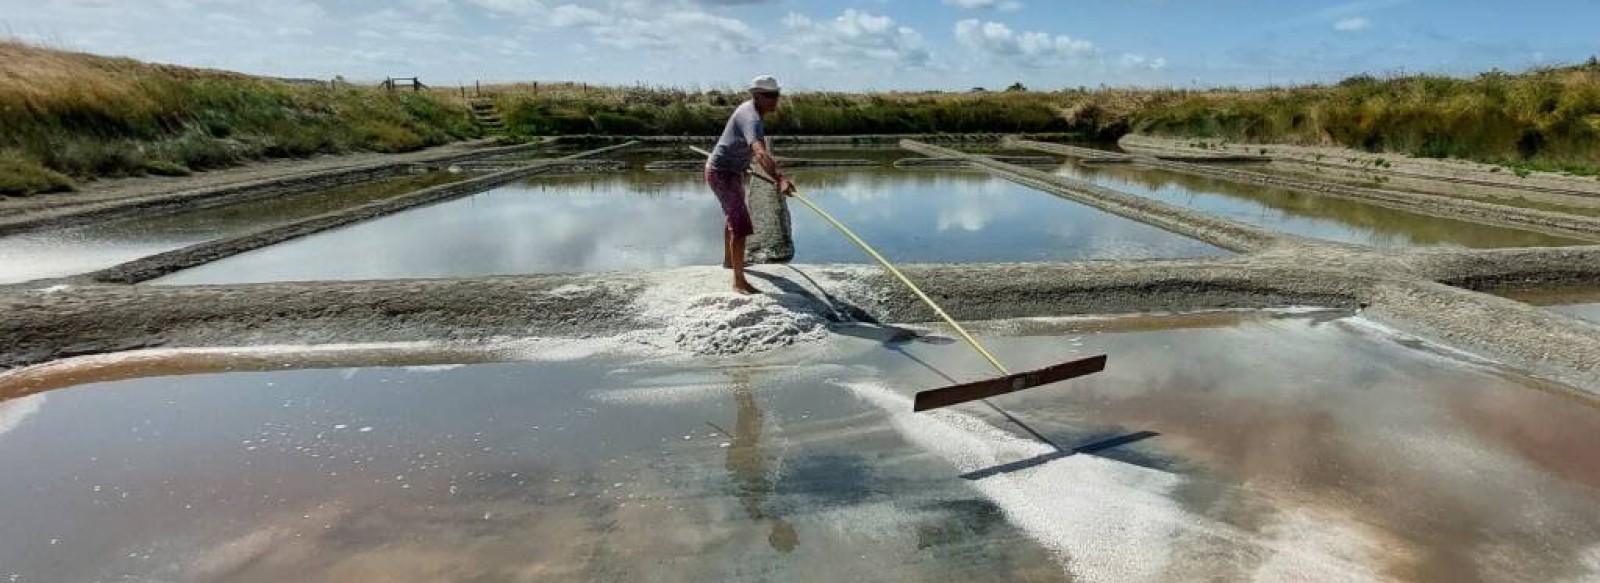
[
  {"xmin": 352, "ymin": 120, "xmax": 427, "ymax": 153},
  {"xmin": 0, "ymin": 150, "xmax": 75, "ymax": 196}
]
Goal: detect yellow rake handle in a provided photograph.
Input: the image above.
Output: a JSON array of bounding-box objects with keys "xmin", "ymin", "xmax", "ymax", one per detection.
[{"xmin": 691, "ymin": 146, "xmax": 1010, "ymax": 376}]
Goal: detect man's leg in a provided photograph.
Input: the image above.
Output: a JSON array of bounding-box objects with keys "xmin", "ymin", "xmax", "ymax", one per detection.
[
  {"xmin": 730, "ymin": 233, "xmax": 757, "ymax": 295},
  {"xmin": 708, "ymin": 169, "xmax": 757, "ymax": 293}
]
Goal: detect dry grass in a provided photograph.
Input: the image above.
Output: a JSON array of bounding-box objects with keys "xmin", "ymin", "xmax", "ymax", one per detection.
[
  {"xmin": 0, "ymin": 41, "xmax": 480, "ymax": 195},
  {"xmin": 1132, "ymin": 61, "xmax": 1600, "ymax": 174}
]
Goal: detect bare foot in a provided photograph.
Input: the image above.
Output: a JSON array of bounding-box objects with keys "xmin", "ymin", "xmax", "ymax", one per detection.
[{"xmin": 733, "ymin": 282, "xmax": 760, "ymax": 295}]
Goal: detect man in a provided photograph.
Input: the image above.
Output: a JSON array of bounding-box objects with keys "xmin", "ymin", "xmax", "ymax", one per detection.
[{"xmin": 705, "ymin": 75, "xmax": 796, "ymax": 295}]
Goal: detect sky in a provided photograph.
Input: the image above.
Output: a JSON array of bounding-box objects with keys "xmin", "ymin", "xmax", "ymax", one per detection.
[{"xmin": 4, "ymin": 0, "xmax": 1597, "ymax": 91}]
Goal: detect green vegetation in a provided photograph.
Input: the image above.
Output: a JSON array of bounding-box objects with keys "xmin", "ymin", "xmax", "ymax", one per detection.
[
  {"xmin": 487, "ymin": 85, "xmax": 1084, "ymax": 138},
  {"xmin": 0, "ymin": 41, "xmax": 481, "ymax": 196},
  {"xmin": 0, "ymin": 149, "xmax": 73, "ymax": 195},
  {"xmin": 4, "ymin": 39, "xmax": 1597, "ymax": 197},
  {"xmin": 1132, "ymin": 59, "xmax": 1600, "ymax": 175}
]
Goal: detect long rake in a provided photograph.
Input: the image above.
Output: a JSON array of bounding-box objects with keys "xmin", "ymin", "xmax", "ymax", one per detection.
[{"xmin": 691, "ymin": 146, "xmax": 1106, "ymax": 411}]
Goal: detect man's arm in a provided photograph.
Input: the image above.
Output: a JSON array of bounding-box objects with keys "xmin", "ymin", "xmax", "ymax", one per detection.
[{"xmin": 751, "ymin": 141, "xmax": 795, "ymax": 195}]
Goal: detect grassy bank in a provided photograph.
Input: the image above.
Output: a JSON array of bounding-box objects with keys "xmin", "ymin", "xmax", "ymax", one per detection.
[
  {"xmin": 0, "ymin": 41, "xmax": 481, "ymax": 196},
  {"xmin": 1132, "ymin": 60, "xmax": 1600, "ymax": 176},
  {"xmin": 6, "ymin": 39, "xmax": 1597, "ymax": 197}
]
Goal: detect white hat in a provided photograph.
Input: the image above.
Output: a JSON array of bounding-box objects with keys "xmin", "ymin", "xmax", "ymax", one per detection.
[{"xmin": 749, "ymin": 75, "xmax": 781, "ymax": 94}]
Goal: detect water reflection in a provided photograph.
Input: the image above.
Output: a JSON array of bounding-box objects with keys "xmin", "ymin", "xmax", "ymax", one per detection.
[
  {"xmin": 720, "ymin": 370, "xmax": 798, "ymax": 553},
  {"xmin": 3, "ymin": 312, "xmax": 1600, "ymax": 580},
  {"xmin": 791, "ymin": 169, "xmax": 1229, "ymax": 263},
  {"xmin": 872, "ymin": 315, "xmax": 1600, "ymax": 581},
  {"xmin": 0, "ymin": 172, "xmax": 466, "ymax": 284},
  {"xmin": 1056, "ymin": 162, "xmax": 1590, "ymax": 248},
  {"xmin": 158, "ymin": 168, "xmax": 1227, "ymax": 284},
  {"xmin": 0, "ymin": 346, "xmax": 1061, "ymax": 582}
]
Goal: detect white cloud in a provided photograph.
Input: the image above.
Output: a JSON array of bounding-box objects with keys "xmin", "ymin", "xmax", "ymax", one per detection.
[
  {"xmin": 806, "ymin": 56, "xmax": 841, "ymax": 71},
  {"xmin": 466, "ymin": 0, "xmax": 546, "ymax": 17},
  {"xmin": 3, "ymin": 0, "xmax": 1176, "ymax": 89},
  {"xmin": 477, "ymin": 1, "xmax": 760, "ymax": 55},
  {"xmin": 953, "ymin": 19, "xmax": 1168, "ymax": 77},
  {"xmin": 1334, "ymin": 17, "xmax": 1371, "ymax": 32},
  {"xmin": 782, "ymin": 9, "xmax": 932, "ymax": 70},
  {"xmin": 548, "ymin": 4, "xmax": 607, "ymax": 27},
  {"xmin": 405, "ymin": 0, "xmax": 457, "ymax": 19},
  {"xmin": 1120, "ymin": 54, "xmax": 1168, "ymax": 71},
  {"xmin": 955, "ymin": 19, "xmax": 1095, "ymax": 66},
  {"xmin": 943, "ymin": 0, "xmax": 1024, "ymax": 11}
]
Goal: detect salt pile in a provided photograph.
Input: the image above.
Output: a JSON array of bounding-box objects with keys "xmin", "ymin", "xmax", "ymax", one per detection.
[{"xmin": 664, "ymin": 294, "xmax": 828, "ymax": 356}]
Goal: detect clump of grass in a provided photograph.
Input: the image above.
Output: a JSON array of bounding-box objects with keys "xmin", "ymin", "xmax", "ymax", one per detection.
[
  {"xmin": 0, "ymin": 150, "xmax": 74, "ymax": 196},
  {"xmin": 141, "ymin": 160, "xmax": 191, "ymax": 176},
  {"xmin": 0, "ymin": 40, "xmax": 481, "ymax": 194}
]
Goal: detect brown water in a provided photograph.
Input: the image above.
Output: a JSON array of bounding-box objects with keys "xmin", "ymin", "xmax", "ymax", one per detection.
[
  {"xmin": 153, "ymin": 167, "xmax": 1229, "ymax": 285},
  {"xmin": 0, "ymin": 172, "xmax": 468, "ymax": 284},
  {"xmin": 2, "ymin": 311, "xmax": 1597, "ymax": 582},
  {"xmin": 1055, "ymin": 162, "xmax": 1591, "ymax": 248},
  {"xmin": 1492, "ymin": 285, "xmax": 1600, "ymax": 324}
]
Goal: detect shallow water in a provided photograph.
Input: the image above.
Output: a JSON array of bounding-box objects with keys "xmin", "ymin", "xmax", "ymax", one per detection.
[
  {"xmin": 0, "ymin": 172, "xmax": 468, "ymax": 284},
  {"xmin": 2, "ymin": 311, "xmax": 1598, "ymax": 582},
  {"xmin": 1054, "ymin": 162, "xmax": 1591, "ymax": 248},
  {"xmin": 1492, "ymin": 286, "xmax": 1600, "ymax": 324},
  {"xmin": 154, "ymin": 168, "xmax": 1228, "ymax": 285}
]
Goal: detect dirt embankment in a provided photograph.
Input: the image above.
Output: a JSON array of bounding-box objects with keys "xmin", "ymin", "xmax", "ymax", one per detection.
[
  {"xmin": 80, "ymin": 143, "xmax": 638, "ymax": 284},
  {"xmin": 891, "ymin": 142, "xmax": 1600, "ymax": 396},
  {"xmin": 1014, "ymin": 139, "xmax": 1600, "ymax": 242},
  {"xmin": 4, "ymin": 245, "xmax": 1599, "ymax": 395},
  {"xmin": 1, "ymin": 135, "xmax": 1598, "ymax": 404},
  {"xmin": 0, "ymin": 139, "xmax": 561, "ymax": 237},
  {"xmin": 1120, "ymin": 134, "xmax": 1600, "ymax": 209}
]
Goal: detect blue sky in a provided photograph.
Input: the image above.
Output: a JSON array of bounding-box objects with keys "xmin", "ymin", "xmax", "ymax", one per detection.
[{"xmin": 5, "ymin": 0, "xmax": 1597, "ymax": 90}]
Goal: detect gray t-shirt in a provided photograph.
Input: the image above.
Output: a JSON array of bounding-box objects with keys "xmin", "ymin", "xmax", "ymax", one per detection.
[{"xmin": 708, "ymin": 100, "xmax": 766, "ymax": 173}]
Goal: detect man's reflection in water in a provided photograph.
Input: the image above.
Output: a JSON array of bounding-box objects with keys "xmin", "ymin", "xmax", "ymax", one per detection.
[{"xmin": 725, "ymin": 370, "xmax": 798, "ymax": 553}]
